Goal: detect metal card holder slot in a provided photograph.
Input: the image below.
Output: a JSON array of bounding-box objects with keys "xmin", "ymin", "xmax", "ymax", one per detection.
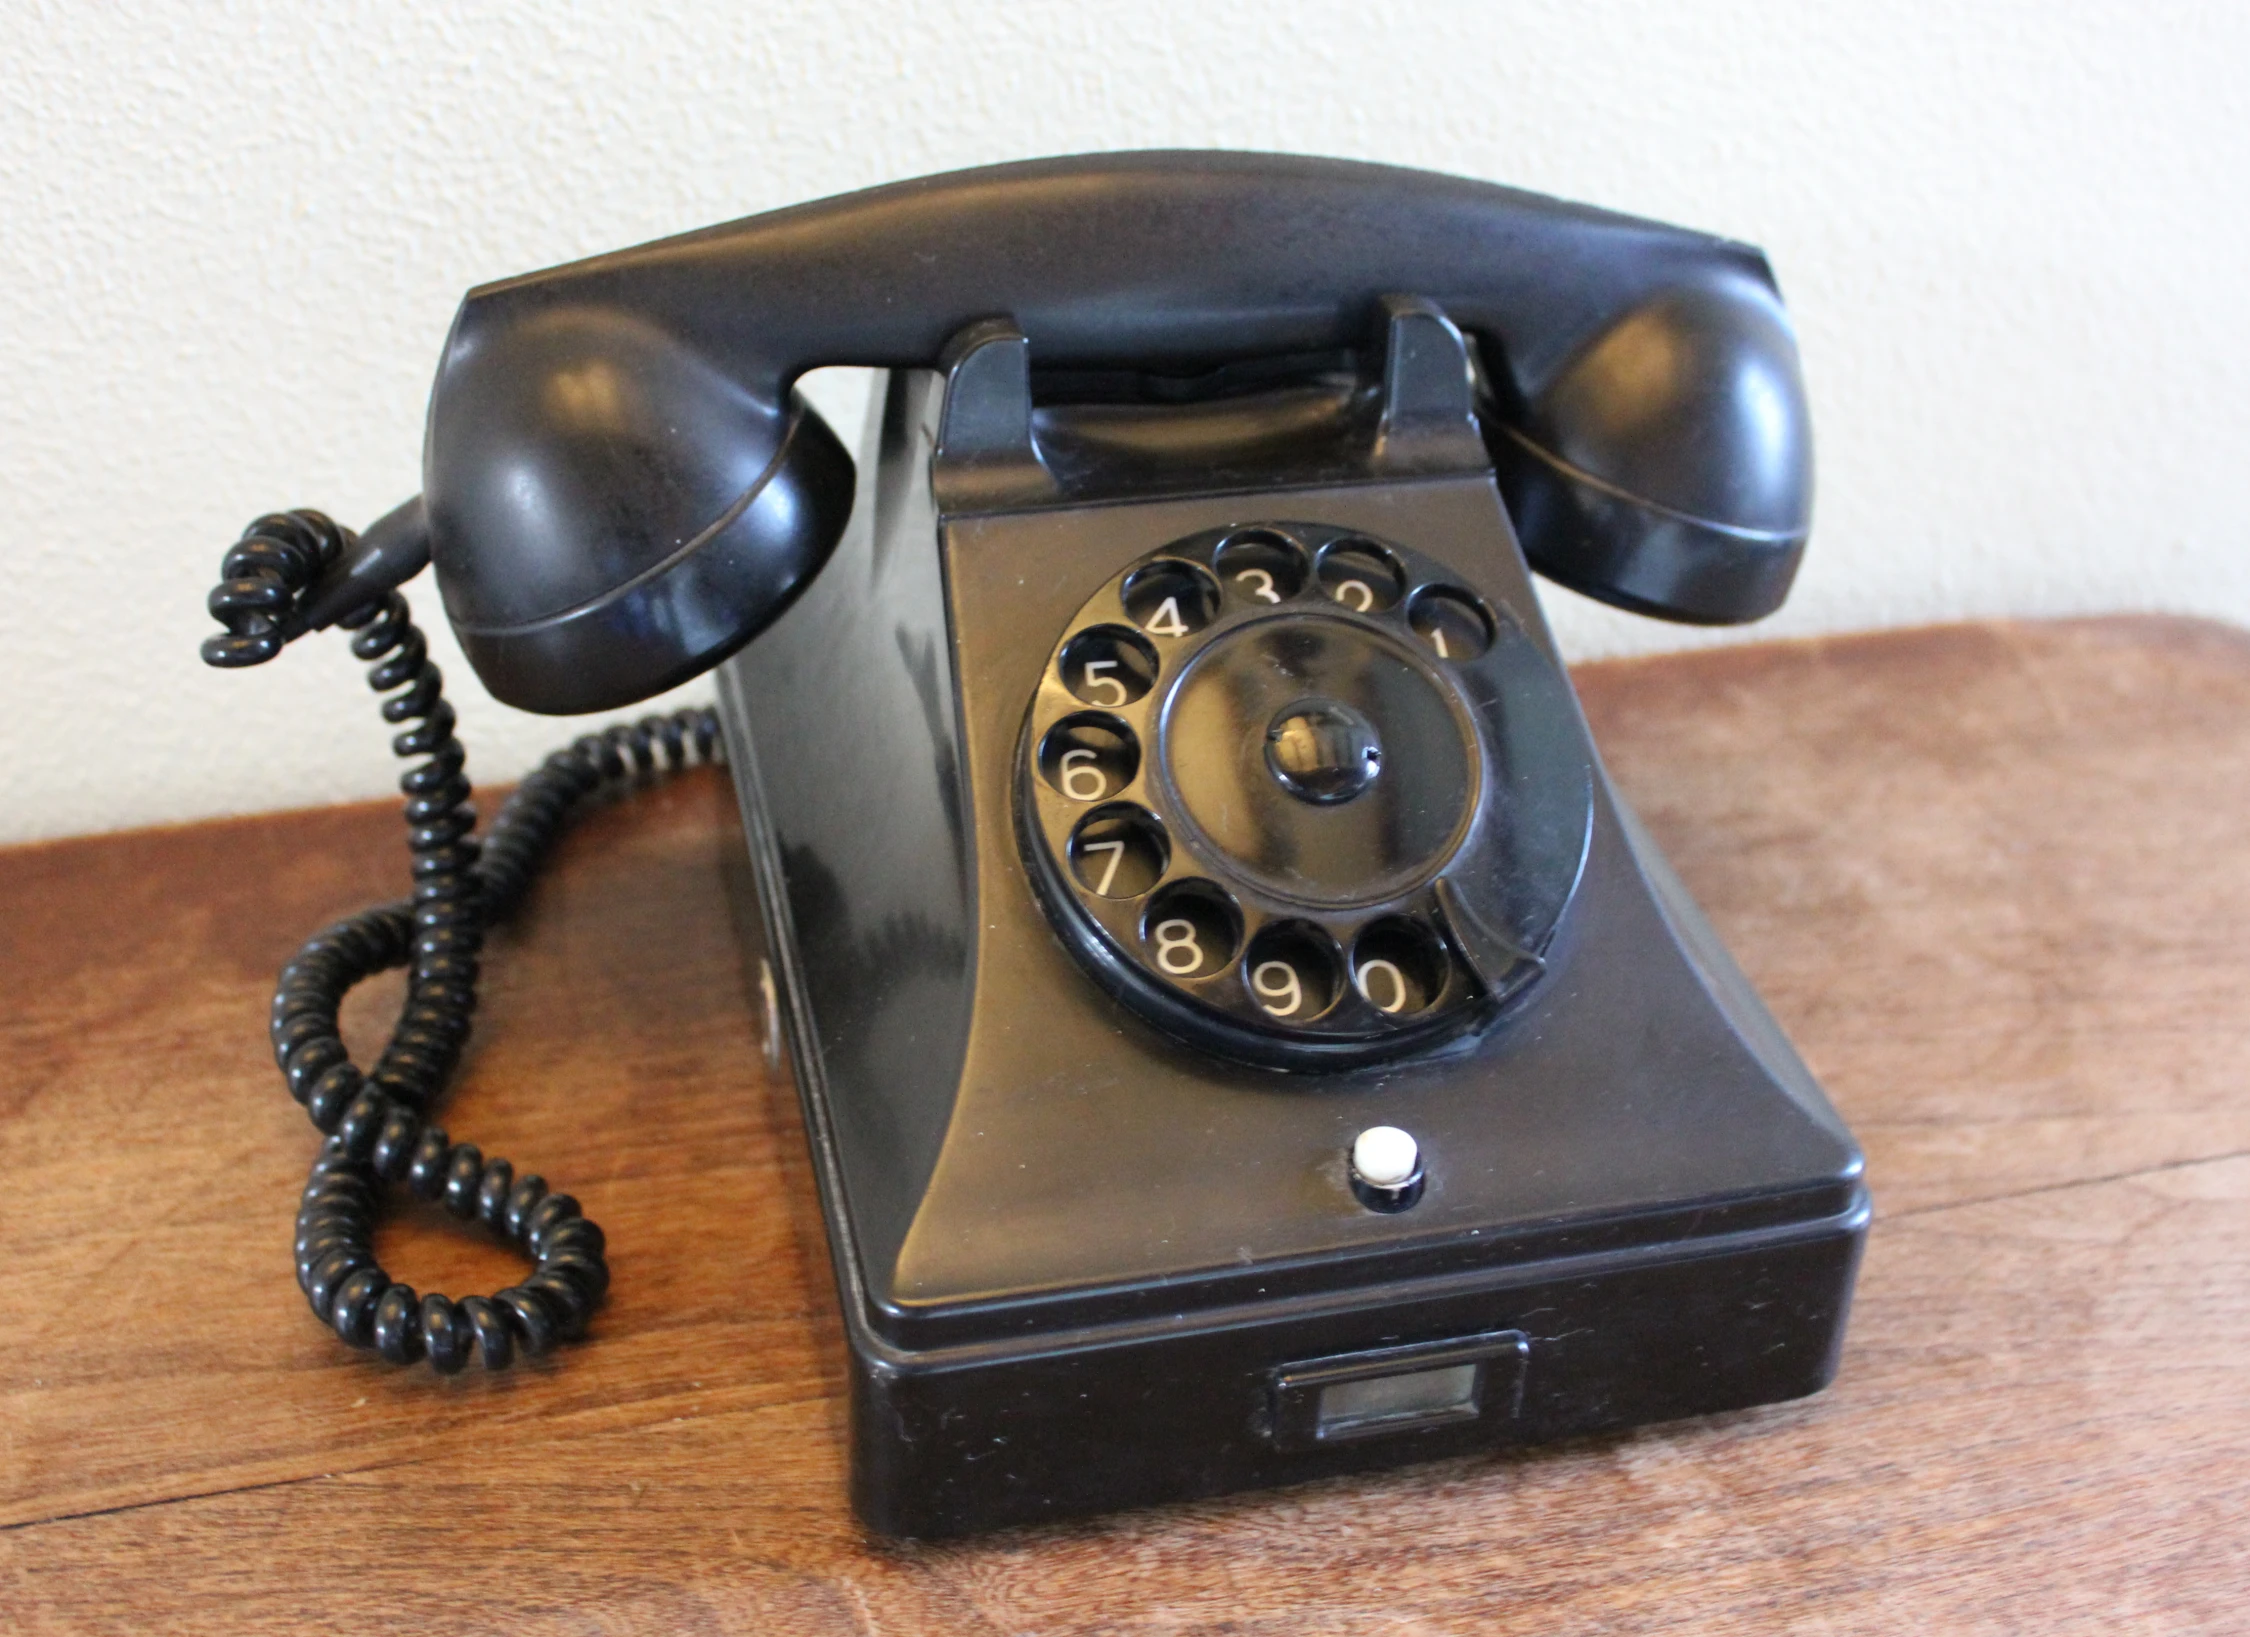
[{"xmin": 1268, "ymin": 1329, "xmax": 1529, "ymax": 1452}]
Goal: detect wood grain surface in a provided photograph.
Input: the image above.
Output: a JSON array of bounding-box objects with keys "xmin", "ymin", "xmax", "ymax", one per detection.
[{"xmin": 3, "ymin": 616, "xmax": 2245, "ymax": 1634}]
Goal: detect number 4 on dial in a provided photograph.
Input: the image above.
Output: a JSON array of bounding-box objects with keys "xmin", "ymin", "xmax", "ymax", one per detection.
[{"xmin": 1141, "ymin": 596, "xmax": 1188, "ymax": 638}]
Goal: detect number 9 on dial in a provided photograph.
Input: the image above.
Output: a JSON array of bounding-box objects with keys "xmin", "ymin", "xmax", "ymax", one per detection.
[{"xmin": 1242, "ymin": 922, "xmax": 1342, "ymax": 1020}]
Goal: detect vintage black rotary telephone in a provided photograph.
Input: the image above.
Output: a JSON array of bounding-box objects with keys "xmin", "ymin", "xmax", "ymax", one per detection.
[{"xmin": 203, "ymin": 153, "xmax": 1864, "ymax": 1537}]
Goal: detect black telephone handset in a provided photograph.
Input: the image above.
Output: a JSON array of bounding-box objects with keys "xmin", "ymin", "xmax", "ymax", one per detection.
[
  {"xmin": 416, "ymin": 151, "xmax": 1809, "ymax": 713},
  {"xmin": 204, "ymin": 154, "xmax": 1861, "ymax": 1539}
]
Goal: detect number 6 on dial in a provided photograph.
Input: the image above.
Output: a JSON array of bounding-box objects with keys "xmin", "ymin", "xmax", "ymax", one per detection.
[
  {"xmin": 1039, "ymin": 715, "xmax": 1139, "ymax": 803},
  {"xmin": 1058, "ymin": 748, "xmax": 1106, "ymax": 801}
]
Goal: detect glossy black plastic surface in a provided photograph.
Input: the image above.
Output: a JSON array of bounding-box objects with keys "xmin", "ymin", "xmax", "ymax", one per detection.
[
  {"xmin": 430, "ymin": 153, "xmax": 1812, "ymax": 712},
  {"xmin": 717, "ymin": 348, "xmax": 1862, "ymax": 1535},
  {"xmin": 1019, "ymin": 522, "xmax": 1591, "ymax": 1067}
]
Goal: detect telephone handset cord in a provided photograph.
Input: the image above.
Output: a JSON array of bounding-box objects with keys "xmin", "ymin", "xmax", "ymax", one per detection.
[{"xmin": 202, "ymin": 509, "xmax": 721, "ymax": 1371}]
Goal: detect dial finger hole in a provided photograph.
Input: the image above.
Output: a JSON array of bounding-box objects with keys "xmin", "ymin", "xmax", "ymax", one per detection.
[
  {"xmin": 1068, "ymin": 805, "xmax": 1168, "ymax": 899},
  {"xmin": 1351, "ymin": 918, "xmax": 1450, "ymax": 1017},
  {"xmin": 1215, "ymin": 529, "xmax": 1308, "ymax": 607},
  {"xmin": 1242, "ymin": 921, "xmax": 1343, "ymax": 1022},
  {"xmin": 1038, "ymin": 713, "xmax": 1139, "ymax": 802},
  {"xmin": 1141, "ymin": 881, "xmax": 1242, "ymax": 980},
  {"xmin": 1122, "ymin": 559, "xmax": 1220, "ymax": 639},
  {"xmin": 1407, "ymin": 587, "xmax": 1494, "ymax": 661},
  {"xmin": 1061, "ymin": 626, "xmax": 1159, "ymax": 707},
  {"xmin": 1316, "ymin": 539, "xmax": 1405, "ymax": 613}
]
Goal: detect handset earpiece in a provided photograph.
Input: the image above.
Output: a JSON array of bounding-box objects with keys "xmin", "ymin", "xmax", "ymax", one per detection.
[
  {"xmin": 1486, "ymin": 270, "xmax": 1813, "ymax": 624},
  {"xmin": 425, "ymin": 305, "xmax": 852, "ymax": 714}
]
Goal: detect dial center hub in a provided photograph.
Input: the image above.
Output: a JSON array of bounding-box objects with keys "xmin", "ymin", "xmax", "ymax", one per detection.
[
  {"xmin": 1265, "ymin": 699, "xmax": 1383, "ymax": 804},
  {"xmin": 1163, "ymin": 617, "xmax": 1473, "ymax": 905}
]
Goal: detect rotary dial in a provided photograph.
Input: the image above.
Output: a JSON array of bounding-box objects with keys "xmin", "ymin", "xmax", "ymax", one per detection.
[{"xmin": 1020, "ymin": 522, "xmax": 1592, "ymax": 1070}]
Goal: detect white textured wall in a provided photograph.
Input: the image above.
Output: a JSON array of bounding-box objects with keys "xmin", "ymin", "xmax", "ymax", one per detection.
[{"xmin": 3, "ymin": 0, "xmax": 2245, "ymax": 843}]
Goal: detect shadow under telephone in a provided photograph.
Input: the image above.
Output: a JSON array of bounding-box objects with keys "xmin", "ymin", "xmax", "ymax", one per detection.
[{"xmin": 202, "ymin": 152, "xmax": 1866, "ymax": 1538}]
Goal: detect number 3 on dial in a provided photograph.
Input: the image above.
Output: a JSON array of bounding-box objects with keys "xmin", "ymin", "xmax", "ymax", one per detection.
[{"xmin": 1233, "ymin": 568, "xmax": 1280, "ymax": 604}]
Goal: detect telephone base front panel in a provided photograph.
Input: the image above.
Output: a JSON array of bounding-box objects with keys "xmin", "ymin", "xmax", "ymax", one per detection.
[
  {"xmin": 836, "ymin": 1208, "xmax": 1861, "ymax": 1537},
  {"xmin": 716, "ymin": 360, "xmax": 1865, "ymax": 1539}
]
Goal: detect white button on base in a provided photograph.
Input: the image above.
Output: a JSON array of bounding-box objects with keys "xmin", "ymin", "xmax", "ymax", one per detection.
[{"xmin": 1351, "ymin": 1125, "xmax": 1420, "ymax": 1189}]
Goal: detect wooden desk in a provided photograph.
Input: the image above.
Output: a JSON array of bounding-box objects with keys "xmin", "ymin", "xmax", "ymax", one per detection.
[{"xmin": 4, "ymin": 617, "xmax": 2245, "ymax": 1633}]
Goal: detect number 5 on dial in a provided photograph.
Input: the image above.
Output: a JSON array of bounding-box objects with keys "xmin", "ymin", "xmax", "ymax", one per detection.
[{"xmin": 1080, "ymin": 658, "xmax": 1127, "ymax": 706}]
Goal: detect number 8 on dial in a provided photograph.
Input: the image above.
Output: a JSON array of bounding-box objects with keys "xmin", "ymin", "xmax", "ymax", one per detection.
[
  {"xmin": 1141, "ymin": 883, "xmax": 1240, "ymax": 981},
  {"xmin": 1152, "ymin": 919, "xmax": 1204, "ymax": 974}
]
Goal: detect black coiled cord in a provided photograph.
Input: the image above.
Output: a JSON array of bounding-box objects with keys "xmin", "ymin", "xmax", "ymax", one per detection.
[{"xmin": 204, "ymin": 509, "xmax": 723, "ymax": 1371}]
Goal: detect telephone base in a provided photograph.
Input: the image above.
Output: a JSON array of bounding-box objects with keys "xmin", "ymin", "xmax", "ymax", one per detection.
[
  {"xmin": 714, "ymin": 363, "xmax": 1864, "ymax": 1538},
  {"xmin": 722, "ymin": 746, "xmax": 1867, "ymax": 1537}
]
